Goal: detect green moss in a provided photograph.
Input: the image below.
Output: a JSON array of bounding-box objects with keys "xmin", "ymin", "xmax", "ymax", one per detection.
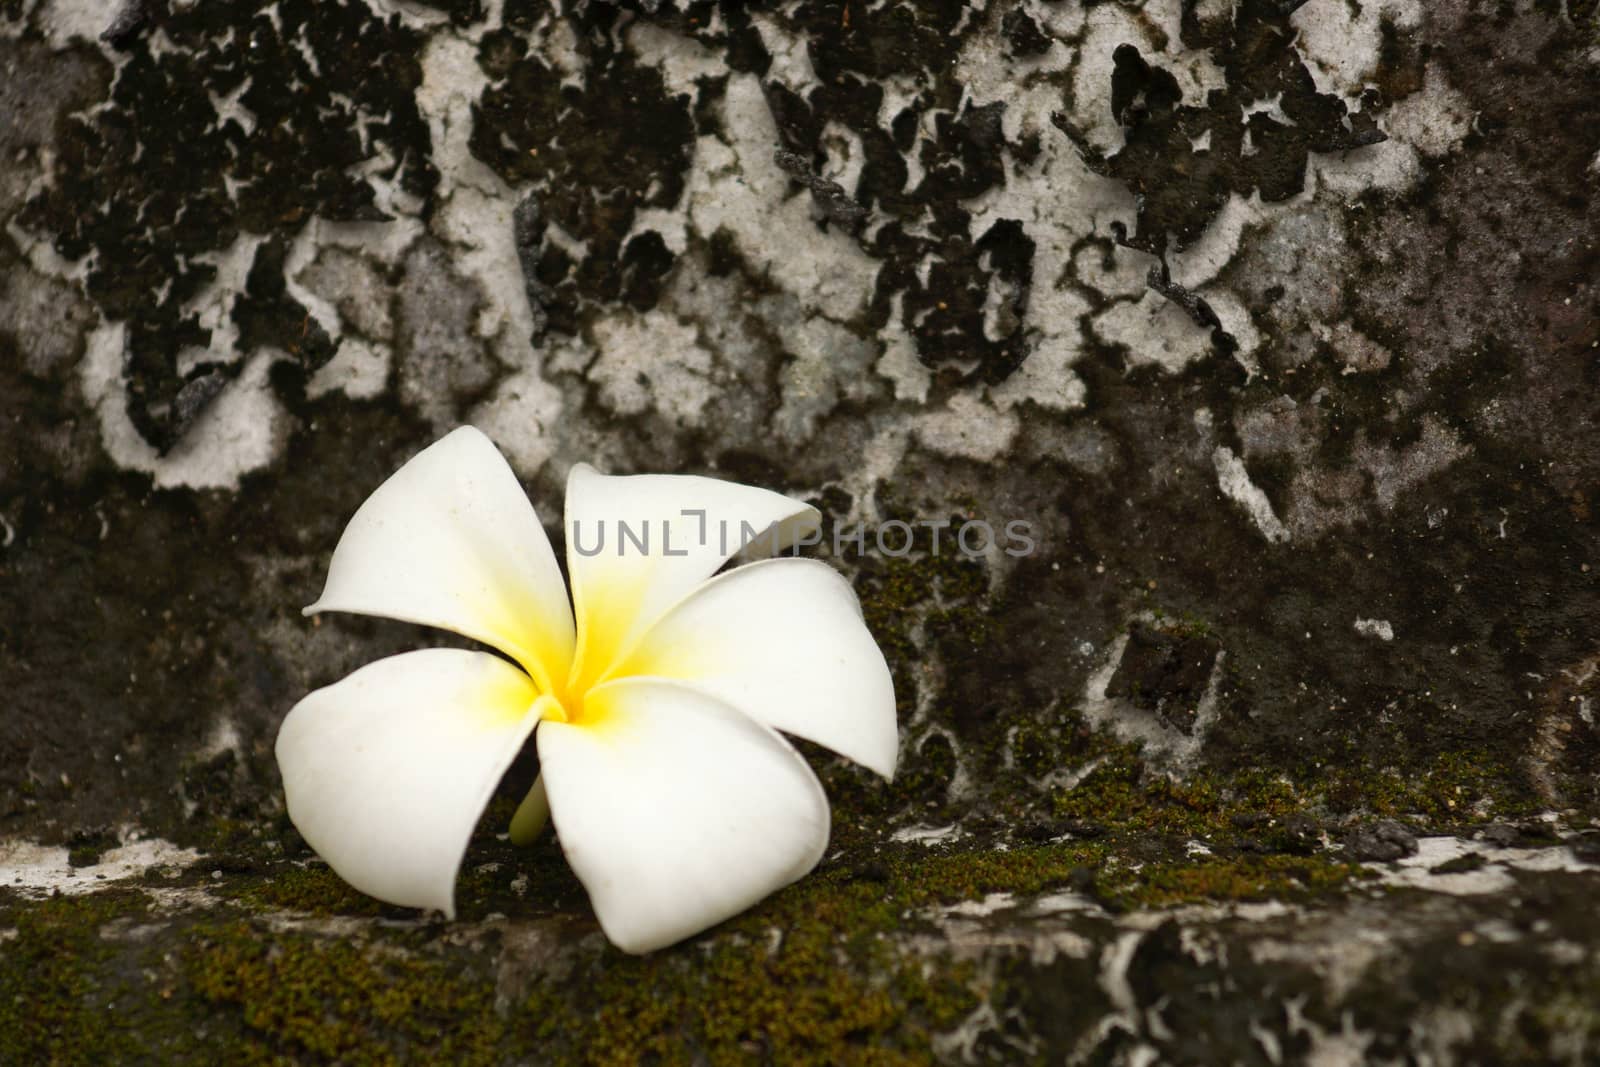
[
  {"xmin": 1, "ymin": 889, "xmax": 530, "ymax": 1064},
  {"xmin": 67, "ymin": 845, "xmax": 103, "ymax": 868},
  {"xmin": 1043, "ymin": 703, "xmax": 1537, "ymax": 839},
  {"xmin": 847, "ymin": 546, "xmax": 999, "ymax": 813},
  {"xmin": 219, "ymin": 863, "xmax": 392, "ymax": 917},
  {"xmin": 0, "ymin": 890, "xmax": 152, "ymax": 1064},
  {"xmin": 1095, "ymin": 854, "xmax": 1374, "ymax": 910},
  {"xmin": 1012, "ymin": 720, "xmax": 1068, "ymax": 779},
  {"xmin": 854, "ymin": 545, "xmax": 989, "ymax": 666},
  {"xmin": 1324, "ymin": 748, "xmax": 1541, "ymax": 822},
  {"xmin": 0, "ymin": 638, "xmax": 1544, "ymax": 1067},
  {"xmin": 888, "ymin": 731, "xmax": 958, "ymax": 800},
  {"xmin": 1032, "ymin": 744, "xmax": 1378, "ymax": 908},
  {"xmin": 65, "ymin": 828, "xmax": 120, "ymax": 869},
  {"xmin": 0, "ymin": 822, "xmax": 1430, "ymax": 1066},
  {"xmin": 534, "ymin": 934, "xmax": 975, "ymax": 1066},
  {"xmin": 198, "ymin": 815, "xmax": 272, "ymax": 854},
  {"xmin": 1522, "ymin": 987, "xmax": 1600, "ymax": 1058},
  {"xmin": 1145, "ymin": 606, "xmax": 1215, "ymax": 639},
  {"xmin": 1011, "ymin": 712, "xmax": 1536, "ymax": 913},
  {"xmin": 184, "ymin": 921, "xmax": 522, "ymax": 1064},
  {"xmin": 520, "ymin": 854, "xmax": 1004, "ymax": 1066},
  {"xmin": 504, "ymin": 824, "xmax": 1377, "ymax": 1063}
]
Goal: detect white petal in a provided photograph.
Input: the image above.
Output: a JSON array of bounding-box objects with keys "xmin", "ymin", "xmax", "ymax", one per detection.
[
  {"xmin": 564, "ymin": 463, "xmax": 818, "ymax": 688},
  {"xmin": 307, "ymin": 426, "xmax": 574, "ymax": 693},
  {"xmin": 538, "ymin": 679, "xmax": 829, "ymax": 953},
  {"xmin": 276, "ymin": 649, "xmax": 548, "ymax": 917},
  {"xmin": 615, "ymin": 558, "xmax": 898, "ymax": 778}
]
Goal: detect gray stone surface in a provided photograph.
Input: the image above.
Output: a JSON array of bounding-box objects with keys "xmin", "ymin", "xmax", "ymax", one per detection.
[{"xmin": 1, "ymin": 0, "xmax": 1598, "ymax": 1061}]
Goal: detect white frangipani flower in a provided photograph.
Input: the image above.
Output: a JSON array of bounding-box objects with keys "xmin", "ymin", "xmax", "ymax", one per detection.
[{"xmin": 276, "ymin": 427, "xmax": 897, "ymax": 953}]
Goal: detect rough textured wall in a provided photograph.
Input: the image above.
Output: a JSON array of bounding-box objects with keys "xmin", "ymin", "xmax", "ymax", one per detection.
[{"xmin": 2, "ymin": 0, "xmax": 1598, "ymax": 1062}]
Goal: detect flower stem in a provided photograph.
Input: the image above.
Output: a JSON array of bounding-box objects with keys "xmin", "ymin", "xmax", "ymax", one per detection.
[{"xmin": 508, "ymin": 774, "xmax": 549, "ymax": 845}]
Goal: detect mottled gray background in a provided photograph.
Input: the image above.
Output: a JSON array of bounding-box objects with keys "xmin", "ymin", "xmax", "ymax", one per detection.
[{"xmin": 2, "ymin": 0, "xmax": 1598, "ymax": 1062}]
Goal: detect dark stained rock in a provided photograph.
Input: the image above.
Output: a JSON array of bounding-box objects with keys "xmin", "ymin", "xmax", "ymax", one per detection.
[
  {"xmin": 1566, "ymin": 831, "xmax": 1600, "ymax": 865},
  {"xmin": 1002, "ymin": 9, "xmax": 1051, "ymax": 58},
  {"xmin": 1343, "ymin": 820, "xmax": 1419, "ymax": 863},
  {"xmin": 1106, "ymin": 621, "xmax": 1223, "ymax": 734},
  {"xmin": 2, "ymin": 0, "xmax": 1599, "ymax": 1059}
]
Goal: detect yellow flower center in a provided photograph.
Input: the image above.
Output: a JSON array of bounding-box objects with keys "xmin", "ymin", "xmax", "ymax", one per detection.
[
  {"xmin": 538, "ymin": 570, "xmax": 653, "ymax": 728},
  {"xmin": 542, "ymin": 684, "xmax": 589, "ymax": 726}
]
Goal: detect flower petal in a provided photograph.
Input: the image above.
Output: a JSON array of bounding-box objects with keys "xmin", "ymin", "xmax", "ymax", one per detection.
[
  {"xmin": 538, "ymin": 679, "xmax": 830, "ymax": 953},
  {"xmin": 614, "ymin": 558, "xmax": 898, "ymax": 778},
  {"xmin": 276, "ymin": 648, "xmax": 548, "ymax": 917},
  {"xmin": 563, "ymin": 463, "xmax": 818, "ymax": 689},
  {"xmin": 307, "ymin": 426, "xmax": 574, "ymax": 693}
]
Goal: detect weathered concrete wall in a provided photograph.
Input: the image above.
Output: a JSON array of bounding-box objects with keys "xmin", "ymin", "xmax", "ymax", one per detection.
[{"xmin": 2, "ymin": 0, "xmax": 1598, "ymax": 1062}]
